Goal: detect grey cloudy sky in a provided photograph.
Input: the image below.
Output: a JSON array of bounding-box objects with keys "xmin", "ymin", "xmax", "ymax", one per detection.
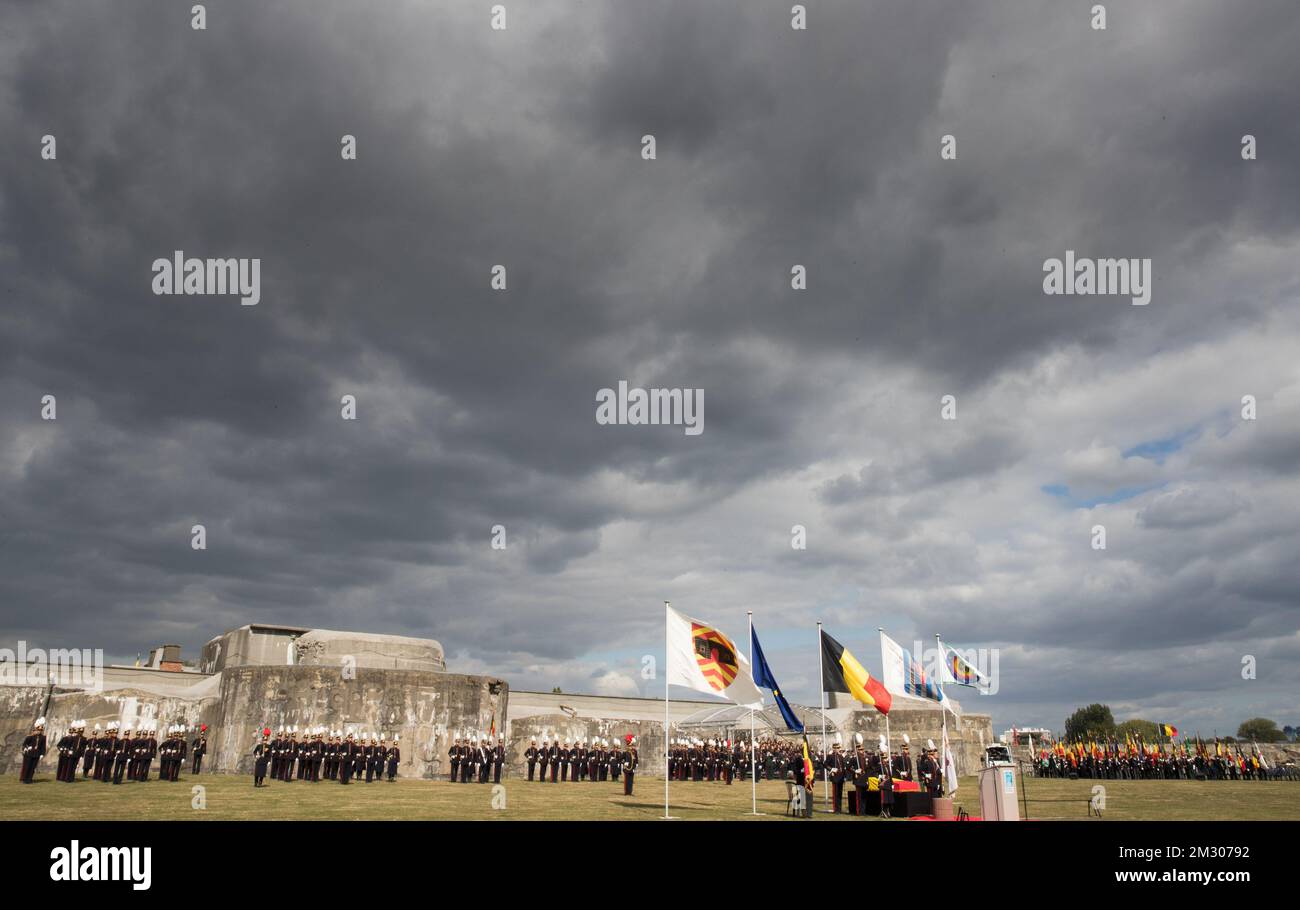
[{"xmin": 2, "ymin": 0, "xmax": 1297, "ymax": 735}]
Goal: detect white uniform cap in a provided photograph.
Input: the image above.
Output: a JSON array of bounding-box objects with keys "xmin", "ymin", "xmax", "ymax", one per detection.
[
  {"xmin": 926, "ymin": 739, "xmax": 936, "ymax": 751},
  {"xmin": 94, "ymin": 723, "xmax": 102, "ymax": 732},
  {"xmin": 902, "ymin": 734, "xmax": 910, "ymax": 745},
  {"xmin": 879, "ymin": 734, "xmax": 888, "ymax": 751},
  {"xmin": 35, "ymin": 716, "xmax": 46, "ymax": 727},
  {"xmin": 854, "ymin": 732, "xmax": 863, "ymax": 746}
]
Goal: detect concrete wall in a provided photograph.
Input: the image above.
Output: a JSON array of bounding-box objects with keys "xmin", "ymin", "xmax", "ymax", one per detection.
[
  {"xmin": 199, "ymin": 625, "xmax": 307, "ymax": 675},
  {"xmin": 212, "ymin": 665, "xmax": 507, "ymax": 778},
  {"xmin": 0, "ymin": 683, "xmax": 220, "ymax": 774}
]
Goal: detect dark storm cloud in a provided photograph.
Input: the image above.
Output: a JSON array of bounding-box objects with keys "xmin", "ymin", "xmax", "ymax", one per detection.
[{"xmin": 1, "ymin": 1, "xmax": 1298, "ymax": 731}]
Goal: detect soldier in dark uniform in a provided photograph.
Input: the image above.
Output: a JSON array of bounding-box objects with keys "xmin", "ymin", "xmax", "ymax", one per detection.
[
  {"xmin": 895, "ymin": 736, "xmax": 913, "ymax": 781},
  {"xmin": 138, "ymin": 726, "xmax": 157, "ymax": 781},
  {"xmin": 850, "ymin": 736, "xmax": 870, "ymax": 816},
  {"xmin": 827, "ymin": 738, "xmax": 847, "ymax": 812},
  {"xmin": 112, "ymin": 725, "xmax": 132, "ymax": 784},
  {"xmin": 20, "ymin": 717, "xmax": 48, "ymax": 783},
  {"xmin": 918, "ymin": 740, "xmax": 940, "ymax": 796},
  {"xmin": 127, "ymin": 727, "xmax": 145, "ymax": 782},
  {"xmin": 157, "ymin": 726, "xmax": 172, "ymax": 781},
  {"xmin": 448, "ymin": 738, "xmax": 461, "ymax": 782},
  {"xmin": 93, "ymin": 724, "xmax": 115, "ymax": 781},
  {"xmin": 367, "ymin": 737, "xmax": 383, "ymax": 783},
  {"xmin": 493, "ymin": 738, "xmax": 505, "ymax": 784},
  {"xmin": 460, "ymin": 738, "xmax": 474, "ymax": 783},
  {"xmin": 548, "ymin": 739, "xmax": 560, "ymax": 782},
  {"xmin": 386, "ymin": 737, "xmax": 400, "ymax": 780},
  {"xmin": 171, "ymin": 727, "xmax": 187, "ymax": 781},
  {"xmin": 55, "ymin": 722, "xmax": 76, "ymax": 783},
  {"xmin": 82, "ymin": 724, "xmax": 100, "ymax": 778},
  {"xmin": 622, "ymin": 736, "xmax": 638, "ymax": 795},
  {"xmin": 477, "ymin": 737, "xmax": 492, "ymax": 783},
  {"xmin": 525, "ymin": 738, "xmax": 539, "ymax": 781},
  {"xmin": 339, "ymin": 733, "xmax": 355, "ymax": 784},
  {"xmin": 253, "ymin": 728, "xmax": 271, "ymax": 787},
  {"xmin": 558, "ymin": 740, "xmax": 570, "ymax": 782},
  {"xmin": 311, "ymin": 731, "xmax": 325, "ymax": 782},
  {"xmin": 191, "ymin": 727, "xmax": 208, "ymax": 774}
]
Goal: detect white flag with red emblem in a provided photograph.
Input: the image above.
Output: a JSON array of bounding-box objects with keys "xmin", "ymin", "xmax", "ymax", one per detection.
[{"xmin": 665, "ymin": 606, "xmax": 763, "ymax": 707}]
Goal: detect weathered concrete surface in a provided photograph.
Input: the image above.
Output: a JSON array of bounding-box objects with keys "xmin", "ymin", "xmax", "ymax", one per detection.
[
  {"xmin": 0, "ymin": 683, "xmax": 220, "ymax": 775},
  {"xmin": 212, "ymin": 666, "xmax": 505, "ymax": 778},
  {"xmin": 292, "ymin": 629, "xmax": 445, "ymax": 673},
  {"xmin": 200, "ymin": 624, "xmax": 312, "ymax": 674}
]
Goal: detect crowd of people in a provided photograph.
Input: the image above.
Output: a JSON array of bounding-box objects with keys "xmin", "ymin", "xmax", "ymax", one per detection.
[
  {"xmin": 516, "ymin": 734, "xmax": 640, "ymax": 795},
  {"xmin": 1032, "ymin": 739, "xmax": 1298, "ymax": 781},
  {"xmin": 17, "ymin": 717, "xmax": 208, "ymax": 785},
  {"xmin": 252, "ymin": 727, "xmax": 400, "ymax": 786}
]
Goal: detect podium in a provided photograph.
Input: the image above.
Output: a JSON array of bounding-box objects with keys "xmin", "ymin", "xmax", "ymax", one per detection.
[{"xmin": 978, "ymin": 765, "xmax": 1020, "ymax": 820}]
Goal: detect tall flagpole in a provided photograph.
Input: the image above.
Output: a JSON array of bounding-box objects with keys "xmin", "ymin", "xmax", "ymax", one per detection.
[
  {"xmin": 878, "ymin": 627, "xmax": 891, "ymax": 779},
  {"xmin": 937, "ymin": 632, "xmax": 947, "ymax": 795},
  {"xmin": 817, "ymin": 620, "xmax": 828, "ymax": 808},
  {"xmin": 748, "ymin": 610, "xmax": 759, "ymax": 815},
  {"xmin": 663, "ymin": 601, "xmax": 672, "ymax": 819}
]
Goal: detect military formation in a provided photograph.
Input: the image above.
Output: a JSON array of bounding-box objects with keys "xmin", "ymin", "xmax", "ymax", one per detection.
[
  {"xmin": 252, "ymin": 727, "xmax": 401, "ymax": 787},
  {"xmin": 17, "ymin": 717, "xmax": 202, "ymax": 785},
  {"xmin": 1035, "ymin": 739, "xmax": 1299, "ymax": 781},
  {"xmin": 664, "ymin": 732, "xmax": 944, "ymax": 816},
  {"xmin": 515, "ymin": 734, "xmax": 640, "ymax": 794}
]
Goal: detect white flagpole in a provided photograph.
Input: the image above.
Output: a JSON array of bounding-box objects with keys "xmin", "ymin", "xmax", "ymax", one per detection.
[
  {"xmin": 879, "ymin": 627, "xmax": 892, "ymax": 779},
  {"xmin": 937, "ymin": 632, "xmax": 947, "ymax": 795},
  {"xmin": 817, "ymin": 620, "xmax": 828, "ymax": 808},
  {"xmin": 748, "ymin": 611, "xmax": 758, "ymax": 815},
  {"xmin": 663, "ymin": 601, "xmax": 672, "ymax": 819}
]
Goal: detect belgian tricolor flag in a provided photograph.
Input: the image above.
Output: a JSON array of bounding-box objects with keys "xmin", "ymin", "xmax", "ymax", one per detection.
[
  {"xmin": 1158, "ymin": 723, "xmax": 1177, "ymax": 737},
  {"xmin": 820, "ymin": 630, "xmax": 892, "ymax": 715}
]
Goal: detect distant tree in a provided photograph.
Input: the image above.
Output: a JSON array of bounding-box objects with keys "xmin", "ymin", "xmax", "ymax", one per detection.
[
  {"xmin": 1237, "ymin": 718, "xmax": 1285, "ymax": 742},
  {"xmin": 551, "ymin": 686, "xmax": 562, "ymax": 694},
  {"xmin": 1115, "ymin": 719, "xmax": 1160, "ymax": 742},
  {"xmin": 1065, "ymin": 704, "xmax": 1115, "ymax": 741},
  {"xmin": 1282, "ymin": 725, "xmax": 1296, "ymax": 742}
]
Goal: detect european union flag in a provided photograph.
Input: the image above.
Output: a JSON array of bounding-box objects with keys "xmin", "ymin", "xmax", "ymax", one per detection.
[{"xmin": 750, "ymin": 625, "xmax": 804, "ymax": 733}]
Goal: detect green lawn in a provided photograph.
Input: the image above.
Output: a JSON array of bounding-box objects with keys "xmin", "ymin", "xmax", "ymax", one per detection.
[{"xmin": 2, "ymin": 773, "xmax": 1296, "ymax": 821}]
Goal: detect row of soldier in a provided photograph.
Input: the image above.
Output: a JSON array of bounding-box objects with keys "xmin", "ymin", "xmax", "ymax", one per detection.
[
  {"xmin": 446, "ymin": 736, "xmax": 507, "ymax": 784},
  {"xmin": 518, "ymin": 735, "xmax": 640, "ymax": 794},
  {"xmin": 1035, "ymin": 747, "xmax": 1298, "ymax": 781},
  {"xmin": 252, "ymin": 727, "xmax": 400, "ymax": 786},
  {"xmin": 515, "ymin": 736, "xmax": 634, "ymax": 785},
  {"xmin": 18, "ymin": 717, "xmax": 208, "ymax": 785}
]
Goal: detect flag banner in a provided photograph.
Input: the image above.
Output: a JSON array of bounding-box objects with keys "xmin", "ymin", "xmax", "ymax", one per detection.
[
  {"xmin": 880, "ymin": 631, "xmax": 950, "ymax": 710},
  {"xmin": 750, "ymin": 624, "xmax": 805, "ymax": 732},
  {"xmin": 938, "ymin": 639, "xmax": 991, "ymax": 689},
  {"xmin": 800, "ymin": 734, "xmax": 815, "ymax": 787},
  {"xmin": 820, "ymin": 629, "xmax": 891, "ymax": 714},
  {"xmin": 1158, "ymin": 723, "xmax": 1178, "ymax": 737},
  {"xmin": 941, "ymin": 724, "xmax": 959, "ymax": 795},
  {"xmin": 666, "ymin": 606, "xmax": 763, "ymax": 707}
]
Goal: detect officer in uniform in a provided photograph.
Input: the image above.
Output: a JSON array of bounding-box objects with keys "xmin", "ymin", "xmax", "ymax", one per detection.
[
  {"xmin": 548, "ymin": 738, "xmax": 561, "ymax": 782},
  {"xmin": 191, "ymin": 726, "xmax": 208, "ymax": 774},
  {"xmin": 918, "ymin": 740, "xmax": 941, "ymax": 796},
  {"xmin": 112, "ymin": 724, "xmax": 132, "ymax": 784},
  {"xmin": 826, "ymin": 736, "xmax": 847, "ymax": 813},
  {"xmin": 338, "ymin": 732, "xmax": 355, "ymax": 784},
  {"xmin": 386, "ymin": 736, "xmax": 400, "ymax": 780},
  {"xmin": 850, "ymin": 734, "xmax": 871, "ymax": 816},
  {"xmin": 82, "ymin": 724, "xmax": 100, "ymax": 778},
  {"xmin": 525, "ymin": 738, "xmax": 539, "ymax": 780},
  {"xmin": 254, "ymin": 728, "xmax": 271, "ymax": 787},
  {"xmin": 20, "ymin": 717, "xmax": 48, "ymax": 783},
  {"xmin": 493, "ymin": 737, "xmax": 505, "ymax": 783},
  {"xmin": 895, "ymin": 735, "xmax": 913, "ymax": 781},
  {"xmin": 94, "ymin": 723, "xmax": 115, "ymax": 781},
  {"xmin": 55, "ymin": 721, "xmax": 77, "ymax": 783},
  {"xmin": 622, "ymin": 736, "xmax": 638, "ymax": 795}
]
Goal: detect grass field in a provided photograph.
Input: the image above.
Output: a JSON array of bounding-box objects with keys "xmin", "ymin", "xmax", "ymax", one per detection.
[{"xmin": 2, "ymin": 773, "xmax": 1297, "ymax": 821}]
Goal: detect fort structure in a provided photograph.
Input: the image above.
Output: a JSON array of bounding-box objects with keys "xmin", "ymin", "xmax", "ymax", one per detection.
[{"xmin": 2, "ymin": 623, "xmax": 999, "ymax": 780}]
